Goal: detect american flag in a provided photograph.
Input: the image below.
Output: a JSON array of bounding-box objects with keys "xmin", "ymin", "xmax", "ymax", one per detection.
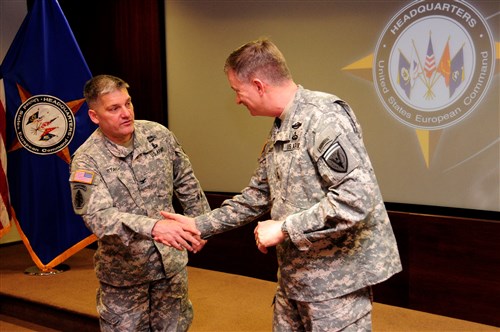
[
  {"xmin": 424, "ymin": 34, "xmax": 436, "ymax": 78},
  {"xmin": 0, "ymin": 98, "xmax": 11, "ymax": 238},
  {"xmin": 73, "ymin": 170, "xmax": 94, "ymax": 184}
]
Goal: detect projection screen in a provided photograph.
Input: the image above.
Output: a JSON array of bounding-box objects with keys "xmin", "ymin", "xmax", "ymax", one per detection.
[{"xmin": 165, "ymin": 0, "xmax": 499, "ymax": 212}]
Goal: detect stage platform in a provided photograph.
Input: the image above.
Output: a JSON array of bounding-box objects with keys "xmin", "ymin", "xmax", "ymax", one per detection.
[{"xmin": 1, "ymin": 243, "xmax": 498, "ymax": 331}]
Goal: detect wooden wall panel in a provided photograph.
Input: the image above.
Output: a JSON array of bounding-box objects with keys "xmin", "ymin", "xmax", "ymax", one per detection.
[
  {"xmin": 57, "ymin": 0, "xmax": 167, "ymax": 125},
  {"xmin": 402, "ymin": 213, "xmax": 500, "ymax": 326}
]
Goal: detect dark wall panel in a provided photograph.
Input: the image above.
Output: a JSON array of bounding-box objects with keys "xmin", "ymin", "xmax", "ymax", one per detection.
[{"xmin": 57, "ymin": 0, "xmax": 167, "ymax": 125}]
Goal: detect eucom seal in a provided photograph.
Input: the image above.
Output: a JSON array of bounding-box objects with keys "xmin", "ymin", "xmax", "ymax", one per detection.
[
  {"xmin": 373, "ymin": 0, "xmax": 495, "ymax": 130},
  {"xmin": 14, "ymin": 94, "xmax": 75, "ymax": 155}
]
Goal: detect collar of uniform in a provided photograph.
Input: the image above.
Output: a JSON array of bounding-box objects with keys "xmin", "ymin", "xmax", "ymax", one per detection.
[
  {"xmin": 102, "ymin": 122, "xmax": 154, "ymax": 159},
  {"xmin": 132, "ymin": 123, "xmax": 155, "ymax": 155},
  {"xmin": 274, "ymin": 85, "xmax": 303, "ymax": 142},
  {"xmin": 103, "ymin": 133, "xmax": 133, "ymax": 158}
]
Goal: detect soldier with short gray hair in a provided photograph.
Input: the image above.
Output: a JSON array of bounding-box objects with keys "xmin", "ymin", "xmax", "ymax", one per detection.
[{"xmin": 70, "ymin": 74, "xmax": 210, "ymax": 331}]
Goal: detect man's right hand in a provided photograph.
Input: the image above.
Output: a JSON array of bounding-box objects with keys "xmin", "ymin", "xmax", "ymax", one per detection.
[{"xmin": 152, "ymin": 218, "xmax": 201, "ymax": 252}]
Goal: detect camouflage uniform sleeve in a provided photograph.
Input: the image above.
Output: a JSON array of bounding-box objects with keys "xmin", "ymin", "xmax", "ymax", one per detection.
[
  {"xmin": 69, "ymin": 154, "xmax": 158, "ymax": 246},
  {"xmin": 194, "ymin": 151, "xmax": 272, "ymax": 238},
  {"xmin": 284, "ymin": 102, "xmax": 378, "ymax": 251},
  {"xmin": 169, "ymin": 131, "xmax": 211, "ymax": 217}
]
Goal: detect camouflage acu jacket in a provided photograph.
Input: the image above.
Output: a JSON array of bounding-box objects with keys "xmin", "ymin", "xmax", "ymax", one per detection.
[
  {"xmin": 69, "ymin": 120, "xmax": 210, "ymax": 286},
  {"xmin": 195, "ymin": 86, "xmax": 402, "ymax": 301}
]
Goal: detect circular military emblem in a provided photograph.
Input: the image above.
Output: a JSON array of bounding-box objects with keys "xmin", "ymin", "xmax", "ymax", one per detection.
[
  {"xmin": 14, "ymin": 95, "xmax": 75, "ymax": 155},
  {"xmin": 373, "ymin": 0, "xmax": 495, "ymax": 130}
]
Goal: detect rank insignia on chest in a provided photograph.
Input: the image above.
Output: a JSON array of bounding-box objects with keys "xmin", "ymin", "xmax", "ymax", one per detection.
[
  {"xmin": 283, "ymin": 142, "xmax": 300, "ymax": 152},
  {"xmin": 323, "ymin": 142, "xmax": 348, "ymax": 173}
]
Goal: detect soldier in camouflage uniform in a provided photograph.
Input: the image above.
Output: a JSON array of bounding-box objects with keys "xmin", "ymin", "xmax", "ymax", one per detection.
[
  {"xmin": 69, "ymin": 75, "xmax": 210, "ymax": 332},
  {"xmin": 162, "ymin": 38, "xmax": 402, "ymax": 331}
]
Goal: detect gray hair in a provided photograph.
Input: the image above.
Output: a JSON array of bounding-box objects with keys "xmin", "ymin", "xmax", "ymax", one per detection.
[{"xmin": 84, "ymin": 75, "xmax": 130, "ymax": 108}]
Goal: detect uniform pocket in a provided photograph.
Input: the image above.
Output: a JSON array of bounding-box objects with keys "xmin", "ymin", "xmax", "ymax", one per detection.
[{"xmin": 96, "ymin": 288, "xmax": 121, "ymax": 326}]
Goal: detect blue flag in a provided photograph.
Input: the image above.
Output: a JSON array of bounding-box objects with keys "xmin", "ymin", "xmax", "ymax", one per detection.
[
  {"xmin": 0, "ymin": 0, "xmax": 97, "ymax": 271},
  {"xmin": 450, "ymin": 46, "xmax": 464, "ymax": 98},
  {"xmin": 398, "ymin": 51, "xmax": 411, "ymax": 99}
]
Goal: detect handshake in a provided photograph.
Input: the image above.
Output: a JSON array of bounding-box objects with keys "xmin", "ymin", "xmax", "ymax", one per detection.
[{"xmin": 151, "ymin": 211, "xmax": 287, "ymax": 254}]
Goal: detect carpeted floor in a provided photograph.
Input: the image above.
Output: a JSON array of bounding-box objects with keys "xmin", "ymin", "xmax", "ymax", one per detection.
[{"xmin": 1, "ymin": 243, "xmax": 498, "ymax": 332}]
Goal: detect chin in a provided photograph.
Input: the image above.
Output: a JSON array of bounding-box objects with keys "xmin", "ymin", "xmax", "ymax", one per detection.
[{"xmin": 122, "ymin": 127, "xmax": 134, "ymax": 137}]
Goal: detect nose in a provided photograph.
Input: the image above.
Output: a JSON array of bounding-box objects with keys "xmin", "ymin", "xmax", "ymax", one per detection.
[{"xmin": 120, "ymin": 105, "xmax": 133, "ymax": 116}]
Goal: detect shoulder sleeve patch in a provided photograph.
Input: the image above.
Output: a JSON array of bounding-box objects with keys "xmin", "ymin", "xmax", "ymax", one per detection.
[
  {"xmin": 71, "ymin": 170, "xmax": 95, "ymax": 184},
  {"xmin": 323, "ymin": 142, "xmax": 348, "ymax": 173},
  {"xmin": 315, "ymin": 132, "xmax": 359, "ymax": 176},
  {"xmin": 320, "ymin": 134, "xmax": 359, "ymax": 175}
]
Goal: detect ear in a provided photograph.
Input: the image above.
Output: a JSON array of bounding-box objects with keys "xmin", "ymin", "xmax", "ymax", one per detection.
[
  {"xmin": 252, "ymin": 78, "xmax": 266, "ymax": 96},
  {"xmin": 88, "ymin": 109, "xmax": 99, "ymax": 125}
]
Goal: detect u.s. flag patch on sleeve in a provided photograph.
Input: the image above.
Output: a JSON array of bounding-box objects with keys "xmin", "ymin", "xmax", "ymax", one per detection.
[{"xmin": 72, "ymin": 170, "xmax": 94, "ymax": 184}]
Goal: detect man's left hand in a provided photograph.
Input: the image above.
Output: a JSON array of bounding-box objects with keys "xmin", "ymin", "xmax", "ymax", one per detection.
[{"xmin": 254, "ymin": 219, "xmax": 286, "ymax": 254}]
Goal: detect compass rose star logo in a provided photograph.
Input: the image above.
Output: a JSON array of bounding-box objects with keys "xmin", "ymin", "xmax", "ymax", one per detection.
[{"xmin": 342, "ymin": 0, "xmax": 497, "ymax": 168}]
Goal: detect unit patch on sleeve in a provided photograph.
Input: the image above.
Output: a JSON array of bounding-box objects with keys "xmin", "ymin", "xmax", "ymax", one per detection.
[
  {"xmin": 70, "ymin": 170, "xmax": 95, "ymax": 215},
  {"xmin": 314, "ymin": 125, "xmax": 359, "ymax": 176},
  {"xmin": 323, "ymin": 142, "xmax": 348, "ymax": 173}
]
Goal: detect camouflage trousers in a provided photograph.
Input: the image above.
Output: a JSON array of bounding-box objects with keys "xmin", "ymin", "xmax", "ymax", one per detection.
[
  {"xmin": 273, "ymin": 286, "xmax": 372, "ymax": 332},
  {"xmin": 96, "ymin": 269, "xmax": 193, "ymax": 332}
]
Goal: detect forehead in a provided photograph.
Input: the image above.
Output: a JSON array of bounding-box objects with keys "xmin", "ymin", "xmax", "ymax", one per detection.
[
  {"xmin": 98, "ymin": 88, "xmax": 130, "ymax": 104},
  {"xmin": 227, "ymin": 70, "xmax": 246, "ymax": 90}
]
